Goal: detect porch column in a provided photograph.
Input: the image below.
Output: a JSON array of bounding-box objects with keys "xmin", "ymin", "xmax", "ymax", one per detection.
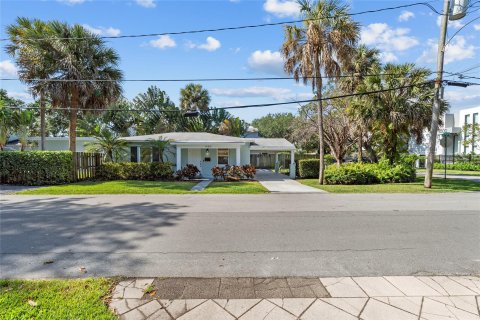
[
  {"xmin": 275, "ymin": 153, "xmax": 279, "ymax": 173},
  {"xmin": 289, "ymin": 150, "xmax": 296, "ymax": 178},
  {"xmin": 176, "ymin": 146, "xmax": 182, "ymax": 171},
  {"xmin": 236, "ymin": 146, "xmax": 241, "ymax": 165}
]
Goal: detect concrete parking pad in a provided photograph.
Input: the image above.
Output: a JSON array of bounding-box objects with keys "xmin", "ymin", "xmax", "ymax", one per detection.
[
  {"xmin": 110, "ymin": 276, "xmax": 480, "ymax": 319},
  {"xmin": 256, "ymin": 169, "xmax": 325, "ymax": 193}
]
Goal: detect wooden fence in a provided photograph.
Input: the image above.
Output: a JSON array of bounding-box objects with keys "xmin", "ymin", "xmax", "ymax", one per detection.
[{"xmin": 73, "ymin": 152, "xmax": 103, "ymax": 181}]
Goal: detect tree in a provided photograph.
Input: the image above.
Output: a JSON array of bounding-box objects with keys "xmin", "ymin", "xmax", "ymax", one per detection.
[
  {"xmin": 179, "ymin": 83, "xmax": 210, "ymax": 112},
  {"xmin": 146, "ymin": 138, "xmax": 173, "ymax": 163},
  {"xmin": 134, "ymin": 86, "xmax": 177, "ymax": 134},
  {"xmin": 6, "ymin": 18, "xmax": 51, "ymax": 150},
  {"xmin": 85, "ymin": 127, "xmax": 127, "ymax": 162},
  {"xmin": 282, "ymin": 0, "xmax": 359, "ymax": 184},
  {"xmin": 354, "ymin": 63, "xmax": 446, "ymax": 164},
  {"xmin": 12, "ymin": 109, "xmax": 35, "ymax": 151},
  {"xmin": 251, "ymin": 113, "xmax": 295, "ymax": 138},
  {"xmin": 0, "ymin": 101, "xmax": 13, "ymax": 151},
  {"xmin": 462, "ymin": 123, "xmax": 480, "ymax": 155},
  {"xmin": 218, "ymin": 117, "xmax": 247, "ymax": 137}
]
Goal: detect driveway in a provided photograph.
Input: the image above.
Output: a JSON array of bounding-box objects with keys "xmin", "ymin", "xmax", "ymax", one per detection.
[
  {"xmin": 2, "ymin": 193, "xmax": 479, "ymax": 278},
  {"xmin": 256, "ymin": 169, "xmax": 324, "ymax": 193}
]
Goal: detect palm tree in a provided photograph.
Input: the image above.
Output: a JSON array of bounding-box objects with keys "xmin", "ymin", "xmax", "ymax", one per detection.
[
  {"xmin": 179, "ymin": 83, "xmax": 210, "ymax": 112},
  {"xmin": 147, "ymin": 138, "xmax": 173, "ymax": 163},
  {"xmin": 0, "ymin": 101, "xmax": 13, "ymax": 151},
  {"xmin": 133, "ymin": 86, "xmax": 177, "ymax": 134},
  {"xmin": 42, "ymin": 21, "xmax": 123, "ymax": 153},
  {"xmin": 281, "ymin": 0, "xmax": 359, "ymax": 184},
  {"xmin": 6, "ymin": 18, "xmax": 52, "ymax": 150},
  {"xmin": 355, "ymin": 63, "xmax": 443, "ymax": 164},
  {"xmin": 85, "ymin": 127, "xmax": 127, "ymax": 162},
  {"xmin": 12, "ymin": 109, "xmax": 35, "ymax": 151}
]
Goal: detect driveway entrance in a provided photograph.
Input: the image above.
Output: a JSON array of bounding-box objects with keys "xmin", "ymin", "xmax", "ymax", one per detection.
[{"xmin": 256, "ymin": 169, "xmax": 325, "ymax": 193}]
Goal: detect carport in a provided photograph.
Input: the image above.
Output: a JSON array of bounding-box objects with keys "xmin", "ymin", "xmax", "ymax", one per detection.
[{"xmin": 248, "ymin": 138, "xmax": 296, "ymax": 178}]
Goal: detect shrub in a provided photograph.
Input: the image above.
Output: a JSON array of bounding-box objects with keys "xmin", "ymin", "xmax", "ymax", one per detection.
[
  {"xmin": 0, "ymin": 151, "xmax": 73, "ymax": 185},
  {"xmin": 433, "ymin": 162, "xmax": 480, "ymax": 171},
  {"xmin": 324, "ymin": 154, "xmax": 335, "ymax": 165},
  {"xmin": 324, "ymin": 164, "xmax": 378, "ymax": 185},
  {"xmin": 176, "ymin": 164, "xmax": 200, "ymax": 180},
  {"xmin": 298, "ymin": 159, "xmax": 320, "ymax": 178},
  {"xmin": 242, "ymin": 164, "xmax": 256, "ymax": 179},
  {"xmin": 227, "ymin": 165, "xmax": 243, "ymax": 180},
  {"xmin": 97, "ymin": 162, "xmax": 174, "ymax": 180},
  {"xmin": 211, "ymin": 166, "xmax": 226, "ymax": 180}
]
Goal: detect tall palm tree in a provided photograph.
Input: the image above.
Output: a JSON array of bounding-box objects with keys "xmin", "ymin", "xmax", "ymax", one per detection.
[
  {"xmin": 44, "ymin": 22, "xmax": 123, "ymax": 153},
  {"xmin": 6, "ymin": 18, "xmax": 52, "ymax": 150},
  {"xmin": 179, "ymin": 83, "xmax": 210, "ymax": 112},
  {"xmin": 341, "ymin": 45, "xmax": 380, "ymax": 162},
  {"xmin": 281, "ymin": 0, "xmax": 359, "ymax": 184},
  {"xmin": 133, "ymin": 86, "xmax": 176, "ymax": 134}
]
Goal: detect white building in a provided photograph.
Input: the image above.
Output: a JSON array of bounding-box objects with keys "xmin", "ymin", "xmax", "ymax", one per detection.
[{"xmin": 409, "ymin": 106, "xmax": 480, "ymax": 157}]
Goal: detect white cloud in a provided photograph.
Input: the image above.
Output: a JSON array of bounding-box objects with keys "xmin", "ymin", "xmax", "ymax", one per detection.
[
  {"xmin": 247, "ymin": 50, "xmax": 284, "ymax": 75},
  {"xmin": 263, "ymin": 0, "xmax": 300, "ymax": 18},
  {"xmin": 436, "ymin": 16, "xmax": 464, "ymax": 29},
  {"xmin": 149, "ymin": 35, "xmax": 176, "ymax": 49},
  {"xmin": 361, "ymin": 23, "xmax": 419, "ymax": 52},
  {"xmin": 417, "ymin": 36, "xmax": 476, "ymax": 65},
  {"xmin": 83, "ymin": 24, "xmax": 121, "ymax": 37},
  {"xmin": 474, "ymin": 24, "xmax": 480, "ymax": 31},
  {"xmin": 211, "ymin": 86, "xmax": 291, "ymax": 98},
  {"xmin": 0, "ymin": 60, "xmax": 18, "ymax": 76},
  {"xmin": 398, "ymin": 11, "xmax": 414, "ymax": 22},
  {"xmin": 135, "ymin": 0, "xmax": 156, "ymax": 8},
  {"xmin": 379, "ymin": 52, "xmax": 398, "ymax": 63},
  {"xmin": 57, "ymin": 0, "xmax": 85, "ymax": 5},
  {"xmin": 187, "ymin": 37, "xmax": 221, "ymax": 52},
  {"xmin": 444, "ymin": 86, "xmax": 480, "ymax": 108}
]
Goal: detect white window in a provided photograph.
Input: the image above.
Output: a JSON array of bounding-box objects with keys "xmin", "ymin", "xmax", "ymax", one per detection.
[{"xmin": 218, "ymin": 149, "xmax": 229, "ymax": 165}]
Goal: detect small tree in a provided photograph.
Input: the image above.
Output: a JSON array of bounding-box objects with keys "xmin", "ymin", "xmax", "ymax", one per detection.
[
  {"xmin": 12, "ymin": 109, "xmax": 35, "ymax": 151},
  {"xmin": 85, "ymin": 128, "xmax": 127, "ymax": 162},
  {"xmin": 147, "ymin": 138, "xmax": 173, "ymax": 163},
  {"xmin": 0, "ymin": 102, "xmax": 13, "ymax": 150},
  {"xmin": 462, "ymin": 123, "xmax": 480, "ymax": 155}
]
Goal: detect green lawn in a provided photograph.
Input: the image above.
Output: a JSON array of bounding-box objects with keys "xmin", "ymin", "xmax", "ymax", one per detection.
[
  {"xmin": 202, "ymin": 181, "xmax": 269, "ymax": 194},
  {"xmin": 299, "ymin": 177, "xmax": 480, "ymax": 193},
  {"xmin": 17, "ymin": 180, "xmax": 268, "ymax": 195},
  {"xmin": 417, "ymin": 169, "xmax": 480, "ymax": 176},
  {"xmin": 0, "ymin": 278, "xmax": 115, "ymax": 320}
]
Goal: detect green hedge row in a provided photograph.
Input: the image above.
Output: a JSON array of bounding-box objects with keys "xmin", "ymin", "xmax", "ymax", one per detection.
[
  {"xmin": 96, "ymin": 162, "xmax": 174, "ymax": 180},
  {"xmin": 298, "ymin": 159, "xmax": 416, "ymax": 184},
  {"xmin": 0, "ymin": 151, "xmax": 73, "ymax": 185},
  {"xmin": 433, "ymin": 162, "xmax": 480, "ymax": 171}
]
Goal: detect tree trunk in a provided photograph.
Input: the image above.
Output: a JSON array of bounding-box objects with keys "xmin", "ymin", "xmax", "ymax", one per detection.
[
  {"xmin": 40, "ymin": 94, "xmax": 46, "ymax": 151},
  {"xmin": 358, "ymin": 128, "xmax": 363, "ymax": 163},
  {"xmin": 314, "ymin": 62, "xmax": 325, "ymax": 185},
  {"xmin": 69, "ymin": 88, "xmax": 79, "ymax": 153}
]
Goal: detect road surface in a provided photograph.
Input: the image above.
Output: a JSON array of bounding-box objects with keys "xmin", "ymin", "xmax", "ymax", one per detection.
[{"xmin": 1, "ymin": 193, "xmax": 479, "ymax": 278}]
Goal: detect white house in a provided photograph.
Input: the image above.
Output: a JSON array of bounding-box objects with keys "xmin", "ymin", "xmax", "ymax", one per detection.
[
  {"xmin": 122, "ymin": 132, "xmax": 296, "ymax": 178},
  {"xmin": 409, "ymin": 106, "xmax": 480, "ymax": 158},
  {"xmin": 24, "ymin": 132, "xmax": 297, "ymax": 178}
]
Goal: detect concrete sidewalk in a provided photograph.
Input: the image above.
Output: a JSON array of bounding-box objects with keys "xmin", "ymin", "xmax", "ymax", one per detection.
[
  {"xmin": 256, "ymin": 169, "xmax": 324, "ymax": 193},
  {"xmin": 110, "ymin": 276, "xmax": 480, "ymax": 319}
]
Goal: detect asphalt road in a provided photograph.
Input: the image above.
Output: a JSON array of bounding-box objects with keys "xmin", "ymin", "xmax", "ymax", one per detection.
[{"xmin": 1, "ymin": 193, "xmax": 479, "ymax": 278}]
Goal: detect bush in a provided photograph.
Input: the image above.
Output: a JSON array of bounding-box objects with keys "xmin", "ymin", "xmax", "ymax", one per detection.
[
  {"xmin": 242, "ymin": 164, "xmax": 256, "ymax": 179},
  {"xmin": 433, "ymin": 162, "xmax": 480, "ymax": 171},
  {"xmin": 175, "ymin": 164, "xmax": 200, "ymax": 180},
  {"xmin": 0, "ymin": 151, "xmax": 73, "ymax": 185},
  {"xmin": 298, "ymin": 159, "xmax": 320, "ymax": 178},
  {"xmin": 97, "ymin": 162, "xmax": 174, "ymax": 180},
  {"xmin": 211, "ymin": 164, "xmax": 257, "ymax": 181}
]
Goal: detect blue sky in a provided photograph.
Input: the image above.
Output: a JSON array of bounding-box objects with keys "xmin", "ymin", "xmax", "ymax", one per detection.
[{"xmin": 1, "ymin": 0, "xmax": 479, "ymax": 122}]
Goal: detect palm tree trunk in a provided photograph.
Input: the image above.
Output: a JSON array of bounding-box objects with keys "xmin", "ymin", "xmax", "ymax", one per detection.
[
  {"xmin": 69, "ymin": 88, "xmax": 79, "ymax": 153},
  {"xmin": 40, "ymin": 93, "xmax": 46, "ymax": 151},
  {"xmin": 314, "ymin": 57, "xmax": 325, "ymax": 185},
  {"xmin": 358, "ymin": 128, "xmax": 363, "ymax": 163}
]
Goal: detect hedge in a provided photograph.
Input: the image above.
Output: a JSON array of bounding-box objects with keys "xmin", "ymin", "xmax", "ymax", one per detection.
[
  {"xmin": 96, "ymin": 162, "xmax": 174, "ymax": 180},
  {"xmin": 298, "ymin": 158, "xmax": 416, "ymax": 184},
  {"xmin": 0, "ymin": 151, "xmax": 74, "ymax": 185},
  {"xmin": 433, "ymin": 162, "xmax": 480, "ymax": 171}
]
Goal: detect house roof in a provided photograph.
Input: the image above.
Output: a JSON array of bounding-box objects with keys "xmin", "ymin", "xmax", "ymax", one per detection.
[
  {"xmin": 122, "ymin": 132, "xmax": 296, "ymax": 151},
  {"xmin": 249, "ymin": 138, "xmax": 295, "ymax": 151},
  {"xmin": 121, "ymin": 132, "xmax": 247, "ymax": 144}
]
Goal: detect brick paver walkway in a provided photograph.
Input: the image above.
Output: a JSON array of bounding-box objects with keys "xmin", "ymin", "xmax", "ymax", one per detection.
[{"xmin": 109, "ymin": 276, "xmax": 480, "ymax": 319}]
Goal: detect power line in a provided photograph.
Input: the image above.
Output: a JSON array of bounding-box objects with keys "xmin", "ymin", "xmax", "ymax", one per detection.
[
  {"xmin": 445, "ymin": 15, "xmax": 480, "ymax": 46},
  {"xmin": 0, "ymin": 72, "xmax": 435, "ymax": 83},
  {"xmin": 0, "ymin": 2, "xmax": 442, "ymax": 42},
  {"xmin": 4, "ymin": 81, "xmax": 435, "ymax": 113}
]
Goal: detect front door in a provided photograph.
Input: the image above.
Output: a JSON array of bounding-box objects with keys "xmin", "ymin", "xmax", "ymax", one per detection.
[{"xmin": 187, "ymin": 148, "xmax": 202, "ymax": 176}]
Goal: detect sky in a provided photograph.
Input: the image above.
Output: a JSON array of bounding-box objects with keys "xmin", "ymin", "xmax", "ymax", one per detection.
[{"xmin": 1, "ymin": 0, "xmax": 479, "ymax": 122}]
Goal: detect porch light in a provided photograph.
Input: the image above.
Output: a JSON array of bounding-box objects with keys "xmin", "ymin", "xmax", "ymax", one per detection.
[{"xmin": 205, "ymin": 149, "xmax": 210, "ymax": 157}]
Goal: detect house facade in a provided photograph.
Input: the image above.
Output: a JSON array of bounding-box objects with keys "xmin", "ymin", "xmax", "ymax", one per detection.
[
  {"xmin": 122, "ymin": 132, "xmax": 296, "ymax": 178},
  {"xmin": 409, "ymin": 106, "xmax": 480, "ymax": 158}
]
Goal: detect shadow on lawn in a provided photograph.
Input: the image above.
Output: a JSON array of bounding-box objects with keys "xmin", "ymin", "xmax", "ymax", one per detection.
[{"xmin": 0, "ymin": 197, "xmax": 187, "ymax": 277}]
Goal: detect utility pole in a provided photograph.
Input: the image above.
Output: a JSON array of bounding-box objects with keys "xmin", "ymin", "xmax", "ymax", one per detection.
[{"xmin": 424, "ymin": 0, "xmax": 450, "ymax": 188}]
